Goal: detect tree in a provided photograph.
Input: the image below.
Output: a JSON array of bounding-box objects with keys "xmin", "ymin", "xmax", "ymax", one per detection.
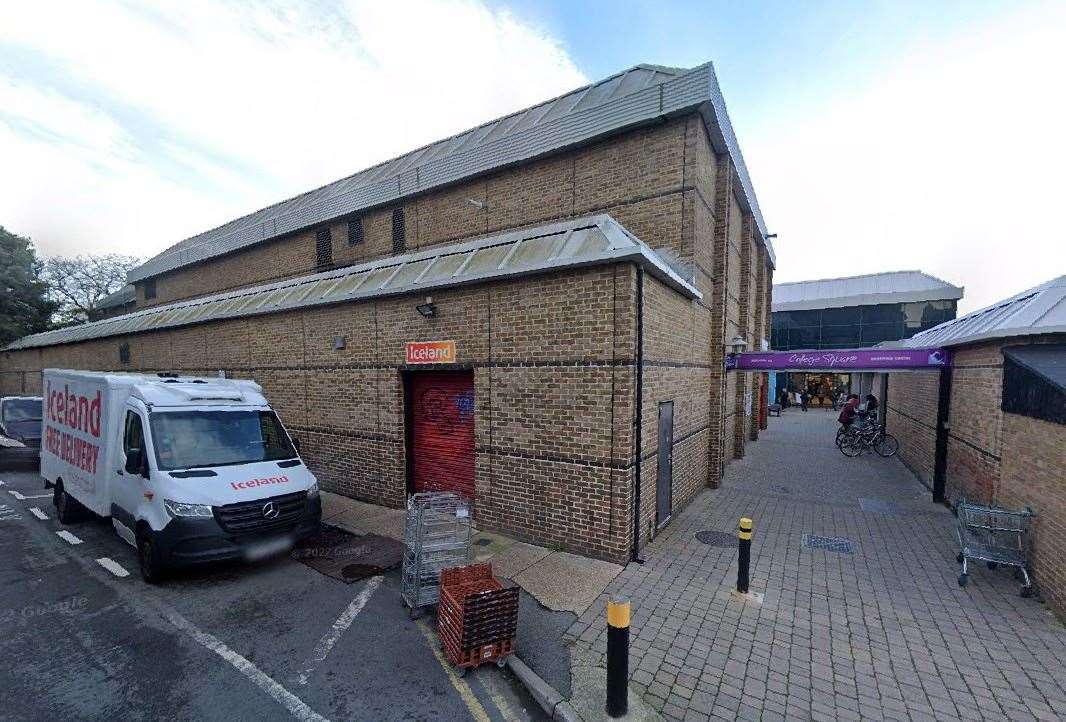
[
  {"xmin": 0, "ymin": 226, "xmax": 55, "ymax": 347},
  {"xmin": 42, "ymin": 254, "xmax": 142, "ymax": 325}
]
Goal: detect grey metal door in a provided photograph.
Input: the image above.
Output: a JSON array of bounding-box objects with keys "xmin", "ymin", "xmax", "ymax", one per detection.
[{"xmin": 656, "ymin": 401, "xmax": 674, "ymax": 527}]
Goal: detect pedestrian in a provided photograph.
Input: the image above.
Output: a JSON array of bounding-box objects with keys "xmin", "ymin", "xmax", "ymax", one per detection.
[
  {"xmin": 865, "ymin": 393, "xmax": 879, "ymax": 421},
  {"xmin": 800, "ymin": 389, "xmax": 810, "ymax": 412},
  {"xmin": 838, "ymin": 393, "xmax": 860, "ymax": 429}
]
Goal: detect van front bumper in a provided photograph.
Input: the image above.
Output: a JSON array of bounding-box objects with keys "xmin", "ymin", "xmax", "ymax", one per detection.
[{"xmin": 153, "ymin": 496, "xmax": 322, "ymax": 567}]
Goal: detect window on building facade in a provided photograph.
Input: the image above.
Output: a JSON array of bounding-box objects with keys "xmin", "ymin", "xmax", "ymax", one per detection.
[
  {"xmin": 143, "ymin": 279, "xmax": 157, "ymax": 300},
  {"xmin": 392, "ymin": 208, "xmax": 406, "ymax": 254},
  {"xmin": 315, "ymin": 227, "xmax": 333, "ymax": 269},
  {"xmin": 771, "ymin": 299, "xmax": 958, "ymax": 351},
  {"xmin": 348, "ymin": 216, "xmax": 364, "ymax": 246}
]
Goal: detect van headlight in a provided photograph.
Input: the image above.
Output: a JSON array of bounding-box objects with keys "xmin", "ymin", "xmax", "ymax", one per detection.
[
  {"xmin": 306, "ymin": 481, "xmax": 319, "ymax": 499},
  {"xmin": 164, "ymin": 499, "xmax": 214, "ymax": 518}
]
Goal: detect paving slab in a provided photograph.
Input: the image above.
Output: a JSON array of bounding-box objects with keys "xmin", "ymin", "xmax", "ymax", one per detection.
[
  {"xmin": 490, "ymin": 541, "xmax": 554, "ymax": 580},
  {"xmin": 515, "ymin": 551, "xmax": 624, "ymax": 614},
  {"xmin": 563, "ymin": 410, "xmax": 1066, "ymax": 722}
]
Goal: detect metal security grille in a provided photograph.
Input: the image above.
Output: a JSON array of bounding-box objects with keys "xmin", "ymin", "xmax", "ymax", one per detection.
[
  {"xmin": 348, "ymin": 216, "xmax": 364, "ymax": 246},
  {"xmin": 315, "ymin": 227, "xmax": 333, "ymax": 269},
  {"xmin": 410, "ymin": 372, "xmax": 475, "ymax": 500},
  {"xmin": 143, "ymin": 279, "xmax": 157, "ymax": 300},
  {"xmin": 802, "ymin": 534, "xmax": 855, "ymax": 554},
  {"xmin": 392, "ymin": 208, "xmax": 406, "ymax": 254},
  {"xmin": 118, "ymin": 343, "xmax": 130, "ymax": 365}
]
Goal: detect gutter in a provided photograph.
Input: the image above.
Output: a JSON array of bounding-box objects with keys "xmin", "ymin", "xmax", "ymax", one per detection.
[{"xmin": 630, "ymin": 266, "xmax": 645, "ymax": 563}]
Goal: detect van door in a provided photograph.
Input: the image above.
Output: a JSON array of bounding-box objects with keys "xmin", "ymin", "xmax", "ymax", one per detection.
[{"xmin": 111, "ymin": 408, "xmax": 149, "ymax": 532}]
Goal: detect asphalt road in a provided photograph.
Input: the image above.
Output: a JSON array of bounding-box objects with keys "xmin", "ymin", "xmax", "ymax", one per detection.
[{"xmin": 0, "ymin": 470, "xmax": 546, "ymax": 722}]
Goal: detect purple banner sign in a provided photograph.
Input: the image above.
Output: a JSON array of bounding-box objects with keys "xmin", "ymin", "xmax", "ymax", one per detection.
[{"xmin": 725, "ymin": 348, "xmax": 951, "ymax": 371}]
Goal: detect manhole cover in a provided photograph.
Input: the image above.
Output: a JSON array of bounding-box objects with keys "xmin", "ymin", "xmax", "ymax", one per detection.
[
  {"xmin": 695, "ymin": 530, "xmax": 737, "ymax": 547},
  {"xmin": 859, "ymin": 498, "xmax": 898, "ymax": 515},
  {"xmin": 802, "ymin": 534, "xmax": 854, "ymax": 554}
]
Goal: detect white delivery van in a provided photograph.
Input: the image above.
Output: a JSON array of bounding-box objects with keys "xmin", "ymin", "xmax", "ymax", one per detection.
[{"xmin": 40, "ymin": 370, "xmax": 321, "ymax": 582}]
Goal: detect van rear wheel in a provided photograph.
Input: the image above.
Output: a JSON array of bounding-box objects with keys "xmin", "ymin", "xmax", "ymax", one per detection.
[
  {"xmin": 138, "ymin": 534, "xmax": 166, "ymax": 584},
  {"xmin": 54, "ymin": 482, "xmax": 81, "ymax": 524}
]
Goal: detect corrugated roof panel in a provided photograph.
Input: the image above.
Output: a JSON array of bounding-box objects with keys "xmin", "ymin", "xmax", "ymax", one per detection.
[
  {"xmin": 898, "ymin": 276, "xmax": 1066, "ymax": 348},
  {"xmin": 128, "ymin": 63, "xmax": 722, "ymax": 283}
]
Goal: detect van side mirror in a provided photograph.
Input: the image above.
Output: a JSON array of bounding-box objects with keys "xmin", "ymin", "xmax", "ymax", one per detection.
[{"xmin": 125, "ymin": 448, "xmax": 148, "ymax": 477}]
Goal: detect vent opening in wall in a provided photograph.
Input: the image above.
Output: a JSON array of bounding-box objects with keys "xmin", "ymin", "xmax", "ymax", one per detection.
[
  {"xmin": 392, "ymin": 208, "xmax": 406, "ymax": 254},
  {"xmin": 348, "ymin": 216, "xmax": 364, "ymax": 246},
  {"xmin": 143, "ymin": 279, "xmax": 157, "ymax": 300},
  {"xmin": 315, "ymin": 227, "xmax": 333, "ymax": 269},
  {"xmin": 119, "ymin": 343, "xmax": 131, "ymax": 365}
]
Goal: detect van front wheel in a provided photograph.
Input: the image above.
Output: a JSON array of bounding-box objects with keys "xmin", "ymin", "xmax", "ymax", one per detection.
[{"xmin": 138, "ymin": 534, "xmax": 166, "ymax": 584}]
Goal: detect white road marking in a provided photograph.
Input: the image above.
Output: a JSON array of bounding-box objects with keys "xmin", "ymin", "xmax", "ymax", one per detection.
[
  {"xmin": 55, "ymin": 530, "xmax": 83, "ymax": 545},
  {"xmin": 29, "ymin": 507, "xmax": 49, "ymax": 520},
  {"xmin": 0, "ymin": 504, "xmax": 20, "ymax": 521},
  {"xmin": 7, "ymin": 490, "xmax": 25, "ymax": 500},
  {"xmin": 95, "ymin": 557, "xmax": 130, "ymax": 577},
  {"xmin": 162, "ymin": 607, "xmax": 330, "ymax": 722},
  {"xmin": 297, "ymin": 575, "xmax": 382, "ymax": 686},
  {"xmin": 19, "ymin": 493, "xmax": 52, "ymax": 500},
  {"xmin": 0, "ymin": 479, "xmax": 6, "ymax": 485}
]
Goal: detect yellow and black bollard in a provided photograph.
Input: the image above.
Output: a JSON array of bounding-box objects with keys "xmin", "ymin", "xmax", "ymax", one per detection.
[
  {"xmin": 606, "ymin": 597, "xmax": 631, "ymax": 718},
  {"xmin": 737, "ymin": 517, "xmax": 753, "ymax": 594}
]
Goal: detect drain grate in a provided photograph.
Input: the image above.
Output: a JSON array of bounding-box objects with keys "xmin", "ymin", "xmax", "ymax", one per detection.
[
  {"xmin": 859, "ymin": 497, "xmax": 899, "ymax": 515},
  {"xmin": 695, "ymin": 530, "xmax": 737, "ymax": 547},
  {"xmin": 802, "ymin": 534, "xmax": 855, "ymax": 554}
]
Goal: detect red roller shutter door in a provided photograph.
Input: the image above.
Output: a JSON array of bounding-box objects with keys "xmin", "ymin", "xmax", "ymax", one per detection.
[{"xmin": 410, "ymin": 371, "xmax": 476, "ymax": 500}]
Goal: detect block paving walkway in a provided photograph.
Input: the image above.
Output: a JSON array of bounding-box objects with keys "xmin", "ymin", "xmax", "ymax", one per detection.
[{"xmin": 565, "ymin": 410, "xmax": 1066, "ymax": 721}]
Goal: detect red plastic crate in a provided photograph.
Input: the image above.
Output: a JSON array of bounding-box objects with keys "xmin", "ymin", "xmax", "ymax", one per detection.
[{"xmin": 437, "ymin": 563, "xmax": 519, "ymax": 671}]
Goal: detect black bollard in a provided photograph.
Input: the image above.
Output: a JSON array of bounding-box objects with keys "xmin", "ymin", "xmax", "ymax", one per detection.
[
  {"xmin": 737, "ymin": 517, "xmax": 753, "ymax": 594},
  {"xmin": 606, "ymin": 597, "xmax": 630, "ymax": 718}
]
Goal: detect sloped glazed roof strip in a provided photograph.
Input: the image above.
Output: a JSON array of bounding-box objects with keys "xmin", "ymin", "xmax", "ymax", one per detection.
[{"xmin": 7, "ymin": 215, "xmax": 699, "ymax": 351}]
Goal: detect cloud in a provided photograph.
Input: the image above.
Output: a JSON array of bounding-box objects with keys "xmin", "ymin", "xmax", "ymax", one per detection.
[
  {"xmin": 745, "ymin": 2, "xmax": 1066, "ymax": 312},
  {"xmin": 0, "ymin": 0, "xmax": 585, "ymax": 260}
]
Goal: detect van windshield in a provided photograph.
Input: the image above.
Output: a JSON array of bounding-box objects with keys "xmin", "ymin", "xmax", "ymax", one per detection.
[{"xmin": 150, "ymin": 410, "xmax": 297, "ymax": 471}]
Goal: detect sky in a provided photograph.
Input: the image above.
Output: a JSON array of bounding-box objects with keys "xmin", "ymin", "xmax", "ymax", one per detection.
[{"xmin": 1, "ymin": 0, "xmax": 1064, "ymax": 313}]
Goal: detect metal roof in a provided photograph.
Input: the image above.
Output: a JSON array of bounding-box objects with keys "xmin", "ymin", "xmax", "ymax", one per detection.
[
  {"xmin": 898, "ymin": 275, "xmax": 1066, "ymax": 348},
  {"xmin": 97, "ymin": 284, "xmax": 135, "ymax": 310},
  {"xmin": 7, "ymin": 215, "xmax": 699, "ymax": 351},
  {"xmin": 128, "ymin": 61, "xmax": 773, "ymax": 283},
  {"xmin": 772, "ymin": 270, "xmax": 963, "ymax": 312}
]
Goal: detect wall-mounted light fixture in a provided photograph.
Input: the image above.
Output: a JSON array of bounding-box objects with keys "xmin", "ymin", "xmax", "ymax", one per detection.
[
  {"xmin": 725, "ymin": 335, "xmax": 748, "ymax": 355},
  {"xmin": 416, "ymin": 296, "xmax": 437, "ymax": 318},
  {"xmin": 333, "ymin": 335, "xmax": 347, "ymax": 350}
]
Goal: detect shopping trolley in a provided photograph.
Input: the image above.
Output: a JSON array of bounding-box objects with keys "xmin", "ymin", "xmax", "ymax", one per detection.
[{"xmin": 955, "ymin": 498, "xmax": 1034, "ymax": 597}]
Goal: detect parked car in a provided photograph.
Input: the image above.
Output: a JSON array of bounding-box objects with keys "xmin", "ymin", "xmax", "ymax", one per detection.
[
  {"xmin": 0, "ymin": 395, "xmax": 43, "ymax": 448},
  {"xmin": 41, "ymin": 370, "xmax": 321, "ymax": 582}
]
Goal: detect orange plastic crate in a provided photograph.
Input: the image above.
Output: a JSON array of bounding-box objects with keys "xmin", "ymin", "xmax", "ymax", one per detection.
[{"xmin": 438, "ymin": 563, "xmax": 519, "ymax": 671}]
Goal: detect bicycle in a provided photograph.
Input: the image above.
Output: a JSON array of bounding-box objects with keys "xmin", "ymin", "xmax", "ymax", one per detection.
[{"xmin": 837, "ymin": 422, "xmax": 899, "ymax": 458}]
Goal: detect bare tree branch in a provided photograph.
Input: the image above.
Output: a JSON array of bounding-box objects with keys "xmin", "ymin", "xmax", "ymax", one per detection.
[{"xmin": 41, "ymin": 254, "xmax": 142, "ymax": 325}]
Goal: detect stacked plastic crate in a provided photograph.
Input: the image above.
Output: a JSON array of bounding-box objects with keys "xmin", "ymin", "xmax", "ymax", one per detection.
[
  {"xmin": 401, "ymin": 492, "xmax": 471, "ymax": 617},
  {"xmin": 437, "ymin": 563, "xmax": 519, "ymax": 673}
]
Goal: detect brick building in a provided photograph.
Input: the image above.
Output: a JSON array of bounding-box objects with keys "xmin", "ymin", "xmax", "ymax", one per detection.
[
  {"xmin": 885, "ymin": 276, "xmax": 1066, "ymax": 619},
  {"xmin": 0, "ymin": 63, "xmax": 775, "ymax": 563}
]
